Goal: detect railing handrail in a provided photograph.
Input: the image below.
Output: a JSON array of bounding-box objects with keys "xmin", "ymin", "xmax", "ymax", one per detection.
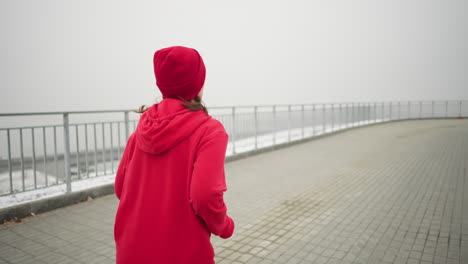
[
  {"xmin": 0, "ymin": 119, "xmax": 141, "ymax": 131},
  {"xmin": 0, "ymin": 110, "xmax": 133, "ymax": 117},
  {"xmin": 1, "ymin": 99, "xmax": 467, "ymax": 116}
]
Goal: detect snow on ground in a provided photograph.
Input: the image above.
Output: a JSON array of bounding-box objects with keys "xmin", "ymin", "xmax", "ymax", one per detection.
[
  {"xmin": 0, "ymin": 119, "xmax": 385, "ymax": 209},
  {"xmin": 0, "ymin": 169, "xmax": 58, "ymax": 195},
  {"xmin": 0, "ymin": 171, "xmax": 117, "ymax": 209}
]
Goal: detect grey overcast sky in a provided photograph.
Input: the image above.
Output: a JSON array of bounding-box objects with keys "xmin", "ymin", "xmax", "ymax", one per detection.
[{"xmin": 0, "ymin": 0, "xmax": 467, "ymax": 113}]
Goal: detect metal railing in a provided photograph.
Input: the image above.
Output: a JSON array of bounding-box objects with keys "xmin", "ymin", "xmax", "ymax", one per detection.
[{"xmin": 0, "ymin": 100, "xmax": 466, "ymax": 196}]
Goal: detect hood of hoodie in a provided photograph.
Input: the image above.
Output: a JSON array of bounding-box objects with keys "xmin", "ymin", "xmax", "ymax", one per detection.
[{"xmin": 135, "ymin": 98, "xmax": 211, "ymax": 155}]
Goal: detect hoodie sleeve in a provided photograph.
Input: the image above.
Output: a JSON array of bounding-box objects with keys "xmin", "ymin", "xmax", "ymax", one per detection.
[
  {"xmin": 190, "ymin": 130, "xmax": 235, "ymax": 239},
  {"xmin": 114, "ymin": 133, "xmax": 135, "ymax": 200}
]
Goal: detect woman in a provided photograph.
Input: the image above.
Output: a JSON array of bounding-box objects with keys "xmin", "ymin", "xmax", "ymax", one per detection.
[{"xmin": 114, "ymin": 46, "xmax": 235, "ymax": 264}]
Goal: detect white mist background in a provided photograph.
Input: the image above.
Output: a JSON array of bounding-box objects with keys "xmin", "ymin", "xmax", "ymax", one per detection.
[{"xmin": 1, "ymin": 0, "xmax": 467, "ymax": 113}]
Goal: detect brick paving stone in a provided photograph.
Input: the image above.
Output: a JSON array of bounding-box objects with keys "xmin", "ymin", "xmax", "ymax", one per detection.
[{"xmin": 0, "ymin": 119, "xmax": 467, "ymax": 264}]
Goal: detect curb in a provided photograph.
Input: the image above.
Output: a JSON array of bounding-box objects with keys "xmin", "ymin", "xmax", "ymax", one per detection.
[{"xmin": 1, "ymin": 184, "xmax": 114, "ymax": 223}]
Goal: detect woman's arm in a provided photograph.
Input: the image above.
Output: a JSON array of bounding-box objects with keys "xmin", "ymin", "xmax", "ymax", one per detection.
[
  {"xmin": 114, "ymin": 133, "xmax": 135, "ymax": 200},
  {"xmin": 190, "ymin": 130, "xmax": 235, "ymax": 239}
]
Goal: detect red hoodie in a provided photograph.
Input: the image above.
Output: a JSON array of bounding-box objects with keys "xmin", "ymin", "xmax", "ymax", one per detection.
[{"xmin": 114, "ymin": 98, "xmax": 235, "ymax": 264}]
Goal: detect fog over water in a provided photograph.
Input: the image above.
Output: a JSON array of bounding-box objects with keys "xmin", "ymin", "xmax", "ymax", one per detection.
[{"xmin": 0, "ymin": 0, "xmax": 467, "ymax": 115}]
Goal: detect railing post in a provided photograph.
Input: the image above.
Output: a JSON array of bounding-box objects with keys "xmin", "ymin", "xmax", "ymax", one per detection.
[
  {"xmin": 407, "ymin": 101, "xmax": 410, "ymax": 119},
  {"xmin": 339, "ymin": 103, "xmax": 342, "ymax": 127},
  {"xmin": 361, "ymin": 103, "xmax": 363, "ymax": 125},
  {"xmin": 110, "ymin": 122, "xmax": 114, "ymax": 173},
  {"xmin": 331, "ymin": 104, "xmax": 334, "ymax": 131},
  {"xmin": 358, "ymin": 103, "xmax": 365, "ymax": 125},
  {"xmin": 124, "ymin": 111, "xmax": 130, "ymax": 140},
  {"xmin": 7, "ymin": 129, "xmax": 12, "ymax": 194},
  {"xmin": 389, "ymin": 102, "xmax": 392, "ymax": 121},
  {"xmin": 362, "ymin": 103, "xmax": 365, "ymax": 124},
  {"xmin": 398, "ymin": 102, "xmax": 401, "ymax": 120},
  {"xmin": 419, "ymin": 101, "xmax": 422, "ymax": 119},
  {"xmin": 459, "ymin": 100, "xmax": 462, "ymax": 117},
  {"xmin": 345, "ymin": 103, "xmax": 348, "ymax": 128},
  {"xmin": 355, "ymin": 103, "xmax": 358, "ymax": 127},
  {"xmin": 357, "ymin": 103, "xmax": 364, "ymax": 126},
  {"xmin": 362, "ymin": 103, "xmax": 368, "ymax": 125},
  {"xmin": 339, "ymin": 103, "xmax": 342, "ymax": 129},
  {"xmin": 85, "ymin": 124, "xmax": 89, "ymax": 178},
  {"xmin": 75, "ymin": 125, "xmax": 80, "ymax": 179},
  {"xmin": 358, "ymin": 103, "xmax": 364, "ymax": 126},
  {"xmin": 381, "ymin": 102, "xmax": 384, "ymax": 122},
  {"xmin": 20, "ymin": 128, "xmax": 25, "ymax": 191},
  {"xmin": 288, "ymin": 104, "xmax": 292, "ymax": 142},
  {"xmin": 344, "ymin": 103, "xmax": 347, "ymax": 128},
  {"xmin": 365, "ymin": 103, "xmax": 368, "ymax": 124},
  {"xmin": 254, "ymin": 106, "xmax": 258, "ymax": 149},
  {"xmin": 368, "ymin": 102, "xmax": 371, "ymax": 124},
  {"xmin": 445, "ymin": 101, "xmax": 448, "ymax": 118},
  {"xmin": 32, "ymin": 128, "xmax": 37, "ymax": 189},
  {"xmin": 301, "ymin": 104, "xmax": 304, "ymax": 138},
  {"xmin": 273, "ymin": 105, "xmax": 276, "ymax": 145},
  {"xmin": 344, "ymin": 103, "xmax": 347, "ymax": 127},
  {"xmin": 374, "ymin": 102, "xmax": 377, "ymax": 123},
  {"xmin": 102, "ymin": 123, "xmax": 106, "ymax": 174},
  {"xmin": 352, "ymin": 103, "xmax": 355, "ymax": 126},
  {"xmin": 432, "ymin": 101, "xmax": 435, "ymax": 118},
  {"xmin": 369, "ymin": 103, "xmax": 371, "ymax": 124},
  {"xmin": 361, "ymin": 103, "xmax": 363, "ymax": 124},
  {"xmin": 312, "ymin": 104, "xmax": 316, "ymax": 136},
  {"xmin": 363, "ymin": 103, "xmax": 366, "ymax": 124},
  {"xmin": 322, "ymin": 104, "xmax": 326, "ymax": 133},
  {"xmin": 63, "ymin": 113, "xmax": 72, "ymax": 193},
  {"xmin": 232, "ymin": 107, "xmax": 236, "ymax": 154},
  {"xmin": 365, "ymin": 103, "xmax": 367, "ymax": 124},
  {"xmin": 43, "ymin": 127, "xmax": 48, "ymax": 186},
  {"xmin": 93, "ymin": 124, "xmax": 98, "ymax": 176}
]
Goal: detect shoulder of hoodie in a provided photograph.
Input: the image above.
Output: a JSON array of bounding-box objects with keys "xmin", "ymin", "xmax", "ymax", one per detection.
[{"xmin": 198, "ymin": 114, "xmax": 228, "ymax": 141}]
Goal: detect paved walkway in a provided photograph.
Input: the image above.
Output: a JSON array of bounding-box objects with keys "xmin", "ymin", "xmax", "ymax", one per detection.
[{"xmin": 0, "ymin": 119, "xmax": 467, "ymax": 264}]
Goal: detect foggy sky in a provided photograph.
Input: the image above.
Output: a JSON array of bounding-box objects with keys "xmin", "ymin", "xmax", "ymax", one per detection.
[{"xmin": 0, "ymin": 0, "xmax": 467, "ymax": 113}]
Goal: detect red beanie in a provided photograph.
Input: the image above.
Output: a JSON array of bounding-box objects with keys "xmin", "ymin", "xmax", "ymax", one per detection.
[{"xmin": 153, "ymin": 46, "xmax": 206, "ymax": 101}]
